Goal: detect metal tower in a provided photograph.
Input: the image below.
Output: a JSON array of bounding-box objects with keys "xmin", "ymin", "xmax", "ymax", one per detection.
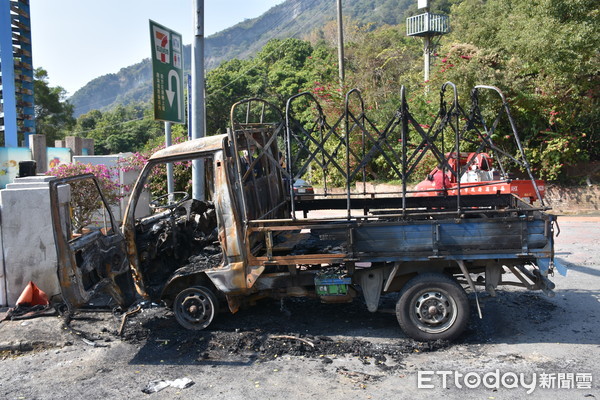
[{"xmin": 406, "ymin": 0, "xmax": 450, "ymax": 82}]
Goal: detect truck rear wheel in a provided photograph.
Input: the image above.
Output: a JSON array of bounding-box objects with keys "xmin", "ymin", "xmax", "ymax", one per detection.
[
  {"xmin": 173, "ymin": 286, "xmax": 219, "ymax": 330},
  {"xmin": 396, "ymin": 273, "xmax": 469, "ymax": 341}
]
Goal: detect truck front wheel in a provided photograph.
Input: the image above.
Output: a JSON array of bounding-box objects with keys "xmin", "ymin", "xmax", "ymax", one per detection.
[
  {"xmin": 396, "ymin": 273, "xmax": 469, "ymax": 341},
  {"xmin": 173, "ymin": 286, "xmax": 219, "ymax": 330}
]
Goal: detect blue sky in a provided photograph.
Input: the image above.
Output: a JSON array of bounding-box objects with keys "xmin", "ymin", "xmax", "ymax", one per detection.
[{"xmin": 29, "ymin": 0, "xmax": 285, "ymax": 96}]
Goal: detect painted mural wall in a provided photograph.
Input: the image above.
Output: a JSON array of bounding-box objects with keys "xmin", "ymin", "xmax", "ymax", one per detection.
[{"xmin": 0, "ymin": 148, "xmax": 33, "ymax": 188}]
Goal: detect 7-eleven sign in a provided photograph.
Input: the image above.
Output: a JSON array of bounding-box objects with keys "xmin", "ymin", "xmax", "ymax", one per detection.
[
  {"xmin": 149, "ymin": 20, "xmax": 184, "ymax": 124},
  {"xmin": 153, "ymin": 25, "xmax": 170, "ymax": 63}
]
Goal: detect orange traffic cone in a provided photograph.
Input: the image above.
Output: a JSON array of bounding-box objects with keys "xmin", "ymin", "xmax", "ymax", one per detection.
[{"xmin": 16, "ymin": 281, "xmax": 49, "ymax": 307}]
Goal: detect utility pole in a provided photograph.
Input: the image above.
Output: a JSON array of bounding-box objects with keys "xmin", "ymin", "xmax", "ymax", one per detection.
[
  {"xmin": 423, "ymin": 35, "xmax": 430, "ymax": 82},
  {"xmin": 191, "ymin": 0, "xmax": 206, "ymax": 200},
  {"xmin": 336, "ymin": 0, "xmax": 345, "ymax": 85}
]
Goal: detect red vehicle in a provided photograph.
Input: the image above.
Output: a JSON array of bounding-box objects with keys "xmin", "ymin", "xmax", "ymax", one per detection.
[{"xmin": 414, "ymin": 152, "xmax": 545, "ymax": 203}]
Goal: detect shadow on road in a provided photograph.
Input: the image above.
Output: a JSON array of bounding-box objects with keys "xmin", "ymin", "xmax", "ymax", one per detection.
[
  {"xmin": 556, "ymin": 257, "xmax": 600, "ymax": 277},
  {"xmin": 462, "ymin": 286, "xmax": 599, "ymax": 346}
]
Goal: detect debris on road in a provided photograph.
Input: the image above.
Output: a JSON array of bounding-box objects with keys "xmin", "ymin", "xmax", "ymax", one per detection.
[
  {"xmin": 0, "ymin": 304, "xmax": 56, "ymax": 322},
  {"xmin": 118, "ymin": 303, "xmax": 142, "ymax": 336},
  {"xmin": 142, "ymin": 377, "xmax": 194, "ymax": 394},
  {"xmin": 0, "ymin": 281, "xmax": 55, "ymax": 322},
  {"xmin": 81, "ymin": 337, "xmax": 109, "ymax": 348},
  {"xmin": 269, "ymin": 334, "xmax": 315, "ymax": 348}
]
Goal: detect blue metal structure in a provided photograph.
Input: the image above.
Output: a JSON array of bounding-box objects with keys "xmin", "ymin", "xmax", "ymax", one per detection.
[{"xmin": 0, "ymin": 0, "xmax": 35, "ymax": 147}]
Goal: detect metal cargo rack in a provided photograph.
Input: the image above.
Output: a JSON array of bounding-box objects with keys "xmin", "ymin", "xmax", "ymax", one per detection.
[{"xmin": 226, "ymin": 83, "xmax": 554, "ymax": 273}]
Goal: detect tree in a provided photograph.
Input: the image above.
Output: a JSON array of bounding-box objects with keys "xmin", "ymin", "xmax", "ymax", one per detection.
[
  {"xmin": 33, "ymin": 68, "xmax": 75, "ymax": 144},
  {"xmin": 205, "ymin": 58, "xmax": 258, "ymax": 135},
  {"xmin": 344, "ymin": 24, "xmax": 422, "ymax": 117},
  {"xmin": 205, "ymin": 38, "xmax": 332, "ymax": 134},
  {"xmin": 433, "ymin": 0, "xmax": 600, "ymax": 180},
  {"xmin": 121, "ymin": 125, "xmax": 191, "ymax": 198},
  {"xmin": 73, "ymin": 102, "xmax": 163, "ymax": 154},
  {"xmin": 256, "ymin": 38, "xmax": 314, "ymax": 104},
  {"xmin": 46, "ymin": 162, "xmax": 121, "ymax": 233}
]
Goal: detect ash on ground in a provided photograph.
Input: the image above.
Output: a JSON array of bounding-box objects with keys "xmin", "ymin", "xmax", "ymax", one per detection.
[
  {"xmin": 66, "ymin": 296, "xmax": 448, "ymax": 368},
  {"xmin": 64, "ymin": 289, "xmax": 558, "ymax": 367}
]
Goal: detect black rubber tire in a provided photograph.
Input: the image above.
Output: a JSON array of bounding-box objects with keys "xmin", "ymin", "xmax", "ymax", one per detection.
[
  {"xmin": 173, "ymin": 286, "xmax": 219, "ymax": 330},
  {"xmin": 396, "ymin": 273, "xmax": 469, "ymax": 341}
]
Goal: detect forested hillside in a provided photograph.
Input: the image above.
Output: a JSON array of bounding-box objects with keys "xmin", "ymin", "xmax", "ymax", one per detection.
[
  {"xmin": 61, "ymin": 0, "xmax": 597, "ymax": 182},
  {"xmin": 69, "ymin": 0, "xmax": 434, "ymax": 117}
]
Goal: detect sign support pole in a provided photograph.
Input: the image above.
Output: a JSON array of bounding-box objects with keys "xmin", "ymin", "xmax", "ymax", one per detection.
[
  {"xmin": 165, "ymin": 121, "xmax": 174, "ymax": 195},
  {"xmin": 191, "ymin": 0, "xmax": 206, "ymax": 200}
]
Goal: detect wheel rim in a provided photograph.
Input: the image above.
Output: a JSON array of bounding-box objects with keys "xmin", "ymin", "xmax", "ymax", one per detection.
[
  {"xmin": 409, "ymin": 289, "xmax": 458, "ymax": 334},
  {"xmin": 174, "ymin": 287, "xmax": 215, "ymax": 330}
]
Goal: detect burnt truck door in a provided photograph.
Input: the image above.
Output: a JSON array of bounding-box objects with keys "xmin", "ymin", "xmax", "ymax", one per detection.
[{"xmin": 49, "ymin": 174, "xmax": 135, "ymax": 308}]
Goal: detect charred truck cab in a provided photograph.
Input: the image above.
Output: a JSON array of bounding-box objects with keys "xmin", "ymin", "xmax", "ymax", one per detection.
[{"xmin": 50, "ymin": 84, "xmax": 564, "ymax": 341}]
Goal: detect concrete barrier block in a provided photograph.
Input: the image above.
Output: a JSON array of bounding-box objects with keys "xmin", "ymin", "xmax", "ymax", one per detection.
[
  {"xmin": 0, "ymin": 187, "xmax": 61, "ymax": 306},
  {"xmin": 13, "ymin": 176, "xmax": 54, "ymax": 184},
  {"xmin": 0, "ymin": 220, "xmax": 5, "ymax": 306}
]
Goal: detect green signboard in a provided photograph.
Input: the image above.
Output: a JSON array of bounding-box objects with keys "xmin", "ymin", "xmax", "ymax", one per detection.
[{"xmin": 149, "ymin": 20, "xmax": 184, "ymax": 123}]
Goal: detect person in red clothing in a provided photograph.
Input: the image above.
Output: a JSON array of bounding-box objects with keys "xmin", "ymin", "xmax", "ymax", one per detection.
[{"xmin": 429, "ymin": 164, "xmax": 451, "ymax": 196}]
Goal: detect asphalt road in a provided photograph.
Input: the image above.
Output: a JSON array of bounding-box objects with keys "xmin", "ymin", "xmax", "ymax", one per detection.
[{"xmin": 0, "ymin": 217, "xmax": 598, "ymax": 400}]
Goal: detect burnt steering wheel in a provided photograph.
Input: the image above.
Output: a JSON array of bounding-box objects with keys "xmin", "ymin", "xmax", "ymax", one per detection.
[{"xmin": 149, "ymin": 191, "xmax": 190, "ymax": 210}]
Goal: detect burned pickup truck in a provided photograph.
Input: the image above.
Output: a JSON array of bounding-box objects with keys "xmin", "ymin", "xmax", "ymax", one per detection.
[{"xmin": 49, "ymin": 84, "xmax": 563, "ymax": 341}]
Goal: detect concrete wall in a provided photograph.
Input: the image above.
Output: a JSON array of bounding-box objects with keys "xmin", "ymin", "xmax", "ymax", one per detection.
[
  {"xmin": 0, "ymin": 147, "xmax": 33, "ymax": 189},
  {"xmin": 65, "ymin": 136, "xmax": 83, "ymax": 157},
  {"xmin": 0, "ymin": 176, "xmax": 64, "ymax": 306},
  {"xmin": 545, "ymin": 184, "xmax": 600, "ymax": 214},
  {"xmin": 29, "ymin": 134, "xmax": 48, "ymax": 174}
]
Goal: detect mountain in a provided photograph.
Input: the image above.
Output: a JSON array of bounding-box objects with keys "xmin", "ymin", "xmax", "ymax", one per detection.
[{"xmin": 70, "ymin": 0, "xmax": 418, "ymax": 117}]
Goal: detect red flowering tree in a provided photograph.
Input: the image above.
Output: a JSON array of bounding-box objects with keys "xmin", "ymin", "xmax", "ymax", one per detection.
[
  {"xmin": 47, "ymin": 163, "xmax": 122, "ymax": 232},
  {"xmin": 119, "ymin": 132, "xmax": 192, "ymax": 197}
]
